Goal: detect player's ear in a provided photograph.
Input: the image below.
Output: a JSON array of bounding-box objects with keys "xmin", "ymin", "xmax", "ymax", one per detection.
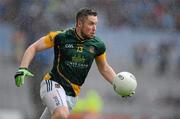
[{"xmin": 76, "ymin": 19, "xmax": 83, "ymax": 28}]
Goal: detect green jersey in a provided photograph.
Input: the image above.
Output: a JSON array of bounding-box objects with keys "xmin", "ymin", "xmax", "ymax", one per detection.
[{"xmin": 45, "ymin": 28, "xmax": 106, "ymax": 97}]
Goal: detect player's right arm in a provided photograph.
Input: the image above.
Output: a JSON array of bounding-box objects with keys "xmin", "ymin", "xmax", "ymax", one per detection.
[
  {"xmin": 14, "ymin": 32, "xmax": 57, "ymax": 87},
  {"xmin": 20, "ymin": 31, "xmax": 57, "ymax": 68},
  {"xmin": 20, "ymin": 36, "xmax": 52, "ymax": 68}
]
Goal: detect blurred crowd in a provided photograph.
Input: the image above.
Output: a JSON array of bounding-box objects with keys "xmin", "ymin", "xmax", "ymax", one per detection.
[
  {"xmin": 0, "ymin": 0, "xmax": 180, "ymax": 30},
  {"xmin": 133, "ymin": 36, "xmax": 180, "ymax": 76},
  {"xmin": 1, "ymin": 0, "xmax": 180, "ymax": 32},
  {"xmin": 1, "ymin": 0, "xmax": 180, "ymax": 28},
  {"xmin": 0, "ymin": 0, "xmax": 180, "ymax": 62},
  {"xmin": 0, "ymin": 0, "xmax": 180, "ymax": 61}
]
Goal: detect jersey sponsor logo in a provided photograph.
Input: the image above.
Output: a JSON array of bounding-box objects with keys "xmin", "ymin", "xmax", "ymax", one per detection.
[
  {"xmin": 72, "ymin": 54, "xmax": 85, "ymax": 63},
  {"xmin": 65, "ymin": 61, "xmax": 88, "ymax": 69},
  {"xmin": 65, "ymin": 44, "xmax": 74, "ymax": 48}
]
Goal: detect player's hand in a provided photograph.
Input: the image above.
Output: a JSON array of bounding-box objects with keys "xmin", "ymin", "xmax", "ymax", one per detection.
[
  {"xmin": 14, "ymin": 68, "xmax": 34, "ymax": 87},
  {"xmin": 122, "ymin": 91, "xmax": 135, "ymax": 98}
]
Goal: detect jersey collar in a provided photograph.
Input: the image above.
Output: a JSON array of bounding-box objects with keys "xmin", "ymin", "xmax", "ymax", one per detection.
[{"xmin": 74, "ymin": 29, "xmax": 86, "ymax": 42}]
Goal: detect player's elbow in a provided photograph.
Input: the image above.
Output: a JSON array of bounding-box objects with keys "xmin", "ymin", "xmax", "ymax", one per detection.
[
  {"xmin": 27, "ymin": 41, "xmax": 41, "ymax": 53},
  {"xmin": 25, "ymin": 44, "xmax": 36, "ymax": 55},
  {"xmin": 98, "ymin": 64, "xmax": 111, "ymax": 75}
]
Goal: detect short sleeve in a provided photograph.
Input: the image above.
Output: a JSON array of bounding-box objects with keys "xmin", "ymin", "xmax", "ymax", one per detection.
[
  {"xmin": 44, "ymin": 31, "xmax": 59, "ymax": 47},
  {"xmin": 95, "ymin": 38, "xmax": 106, "ymax": 56}
]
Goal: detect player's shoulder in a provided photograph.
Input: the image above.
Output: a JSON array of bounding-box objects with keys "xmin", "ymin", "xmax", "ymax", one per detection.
[
  {"xmin": 55, "ymin": 28, "xmax": 74, "ymax": 38},
  {"xmin": 92, "ymin": 36, "xmax": 106, "ymax": 56},
  {"xmin": 92, "ymin": 36, "xmax": 105, "ymax": 45},
  {"xmin": 47, "ymin": 30, "xmax": 64, "ymax": 40}
]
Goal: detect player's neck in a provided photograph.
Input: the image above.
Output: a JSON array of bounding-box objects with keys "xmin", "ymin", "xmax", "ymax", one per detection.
[{"xmin": 75, "ymin": 28, "xmax": 85, "ymax": 41}]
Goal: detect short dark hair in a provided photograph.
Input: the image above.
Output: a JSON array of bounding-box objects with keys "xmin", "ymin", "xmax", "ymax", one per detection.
[{"xmin": 76, "ymin": 8, "xmax": 97, "ymax": 22}]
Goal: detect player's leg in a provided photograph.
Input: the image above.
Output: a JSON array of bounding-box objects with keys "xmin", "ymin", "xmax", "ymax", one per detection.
[
  {"xmin": 51, "ymin": 106, "xmax": 69, "ymax": 119},
  {"xmin": 39, "ymin": 106, "xmax": 69, "ymax": 119},
  {"xmin": 40, "ymin": 80, "xmax": 70, "ymax": 119}
]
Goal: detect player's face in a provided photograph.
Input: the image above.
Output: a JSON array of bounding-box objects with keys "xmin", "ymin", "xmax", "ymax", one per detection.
[{"xmin": 80, "ymin": 15, "xmax": 98, "ymax": 39}]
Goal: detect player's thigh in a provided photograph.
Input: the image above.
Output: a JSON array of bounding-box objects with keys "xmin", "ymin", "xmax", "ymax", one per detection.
[{"xmin": 40, "ymin": 80, "xmax": 68, "ymax": 114}]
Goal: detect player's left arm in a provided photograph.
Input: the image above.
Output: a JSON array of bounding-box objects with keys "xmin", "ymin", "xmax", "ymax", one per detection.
[{"xmin": 95, "ymin": 53, "xmax": 116, "ymax": 84}]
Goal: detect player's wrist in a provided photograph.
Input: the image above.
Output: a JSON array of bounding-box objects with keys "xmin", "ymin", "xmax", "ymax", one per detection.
[
  {"xmin": 17, "ymin": 67, "xmax": 34, "ymax": 77},
  {"xmin": 112, "ymin": 75, "xmax": 117, "ymax": 85},
  {"xmin": 19, "ymin": 67, "xmax": 28, "ymax": 70}
]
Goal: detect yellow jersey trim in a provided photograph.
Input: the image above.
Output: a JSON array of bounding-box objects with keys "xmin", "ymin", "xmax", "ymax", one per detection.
[
  {"xmin": 44, "ymin": 31, "xmax": 59, "ymax": 48},
  {"xmin": 43, "ymin": 73, "xmax": 51, "ymax": 80},
  {"xmin": 95, "ymin": 52, "xmax": 106, "ymax": 61}
]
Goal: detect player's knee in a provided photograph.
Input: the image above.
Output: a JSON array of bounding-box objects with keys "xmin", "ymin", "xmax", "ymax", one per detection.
[{"xmin": 52, "ymin": 107, "xmax": 70, "ymax": 119}]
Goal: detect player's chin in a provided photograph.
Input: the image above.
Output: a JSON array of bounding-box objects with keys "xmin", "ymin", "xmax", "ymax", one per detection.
[
  {"xmin": 89, "ymin": 34, "xmax": 95, "ymax": 38},
  {"xmin": 89, "ymin": 36, "xmax": 94, "ymax": 39}
]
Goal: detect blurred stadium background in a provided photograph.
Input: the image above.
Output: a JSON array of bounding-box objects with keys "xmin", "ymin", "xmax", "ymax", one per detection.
[{"xmin": 0, "ymin": 0, "xmax": 180, "ymax": 119}]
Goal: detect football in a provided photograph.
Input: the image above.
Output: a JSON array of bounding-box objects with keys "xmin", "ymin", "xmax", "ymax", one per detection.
[{"xmin": 113, "ymin": 72, "xmax": 137, "ymax": 97}]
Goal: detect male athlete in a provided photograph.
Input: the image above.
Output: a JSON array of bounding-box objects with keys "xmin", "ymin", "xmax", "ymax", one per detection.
[{"xmin": 14, "ymin": 8, "xmax": 121, "ymax": 119}]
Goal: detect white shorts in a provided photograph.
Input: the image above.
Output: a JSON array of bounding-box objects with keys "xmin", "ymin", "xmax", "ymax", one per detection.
[{"xmin": 40, "ymin": 80, "xmax": 77, "ymax": 114}]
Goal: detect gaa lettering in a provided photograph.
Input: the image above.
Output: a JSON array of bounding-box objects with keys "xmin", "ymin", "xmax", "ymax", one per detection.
[{"xmin": 65, "ymin": 44, "xmax": 74, "ymax": 48}]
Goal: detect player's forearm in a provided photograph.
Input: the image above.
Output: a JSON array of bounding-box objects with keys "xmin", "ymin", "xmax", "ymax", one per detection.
[
  {"xmin": 20, "ymin": 45, "xmax": 37, "ymax": 68},
  {"xmin": 100, "ymin": 65, "xmax": 116, "ymax": 85}
]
